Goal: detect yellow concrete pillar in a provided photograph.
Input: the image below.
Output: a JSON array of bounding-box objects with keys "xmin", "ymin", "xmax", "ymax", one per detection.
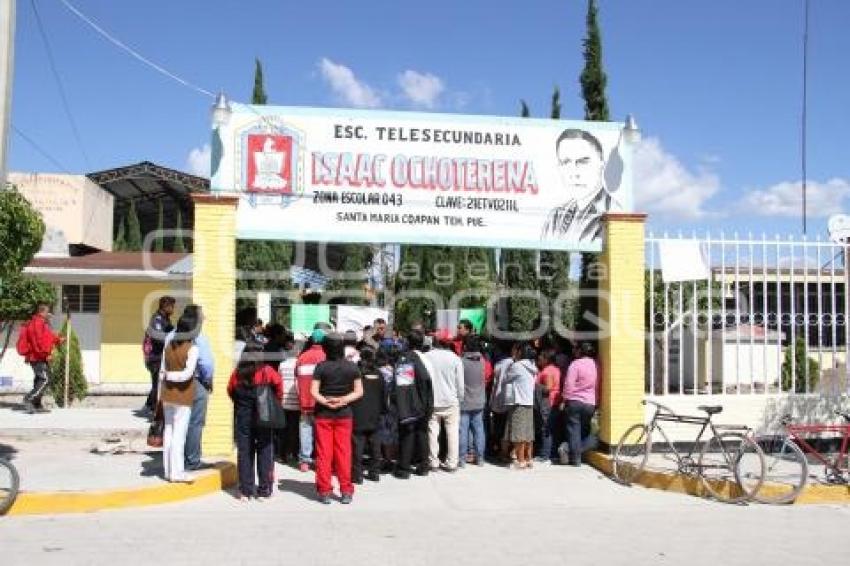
[
  {"xmin": 598, "ymin": 213, "xmax": 647, "ymax": 449},
  {"xmin": 191, "ymin": 194, "xmax": 238, "ymax": 457}
]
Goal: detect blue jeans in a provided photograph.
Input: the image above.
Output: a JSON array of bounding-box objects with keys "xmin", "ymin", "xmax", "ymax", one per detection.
[
  {"xmin": 185, "ymin": 381, "xmax": 209, "ymax": 468},
  {"xmin": 459, "ymin": 410, "xmax": 486, "ymax": 464},
  {"xmin": 299, "ymin": 413, "xmax": 314, "ymax": 464},
  {"xmin": 565, "ymin": 401, "xmax": 597, "ymax": 466}
]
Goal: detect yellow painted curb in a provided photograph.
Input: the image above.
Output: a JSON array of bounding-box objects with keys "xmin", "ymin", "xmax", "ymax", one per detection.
[
  {"xmin": 587, "ymin": 452, "xmax": 850, "ymax": 505},
  {"xmin": 6, "ymin": 462, "xmax": 237, "ymax": 516}
]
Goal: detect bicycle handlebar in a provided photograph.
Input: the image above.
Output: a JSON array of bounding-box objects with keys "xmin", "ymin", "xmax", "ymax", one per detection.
[{"xmin": 643, "ymin": 399, "xmax": 676, "ymax": 415}]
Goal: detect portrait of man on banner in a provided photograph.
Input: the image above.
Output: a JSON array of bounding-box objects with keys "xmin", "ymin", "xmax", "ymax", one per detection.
[{"xmin": 541, "ymin": 128, "xmax": 612, "ymax": 243}]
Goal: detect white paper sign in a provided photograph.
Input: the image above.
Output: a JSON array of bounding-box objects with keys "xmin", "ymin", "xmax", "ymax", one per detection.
[{"xmin": 658, "ymin": 240, "xmax": 710, "ymax": 282}]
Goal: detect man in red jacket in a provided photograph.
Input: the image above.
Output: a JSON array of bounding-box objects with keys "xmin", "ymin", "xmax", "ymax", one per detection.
[
  {"xmin": 294, "ymin": 328, "xmax": 327, "ymax": 472},
  {"xmin": 22, "ymin": 303, "xmax": 63, "ymax": 413}
]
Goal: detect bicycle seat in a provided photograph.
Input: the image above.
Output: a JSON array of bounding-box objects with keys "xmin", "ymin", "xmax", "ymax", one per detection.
[{"xmin": 697, "ymin": 405, "xmax": 723, "ymax": 416}]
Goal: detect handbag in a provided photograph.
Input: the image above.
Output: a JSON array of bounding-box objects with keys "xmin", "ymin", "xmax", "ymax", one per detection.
[
  {"xmin": 256, "ymin": 383, "xmax": 287, "ymax": 429},
  {"xmin": 147, "ymin": 402, "xmax": 164, "ymax": 448}
]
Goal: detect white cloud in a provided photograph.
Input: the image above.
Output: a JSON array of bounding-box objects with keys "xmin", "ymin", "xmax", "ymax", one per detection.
[
  {"xmin": 397, "ymin": 70, "xmax": 445, "ymax": 109},
  {"xmin": 186, "ymin": 143, "xmax": 210, "ymax": 178},
  {"xmin": 317, "ymin": 58, "xmax": 382, "ymax": 108},
  {"xmin": 634, "ymin": 137, "xmax": 721, "ymax": 219},
  {"xmin": 740, "ymin": 178, "xmax": 850, "ymax": 217}
]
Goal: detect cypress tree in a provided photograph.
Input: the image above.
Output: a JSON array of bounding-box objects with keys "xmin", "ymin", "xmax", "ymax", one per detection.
[
  {"xmin": 48, "ymin": 318, "xmax": 87, "ymax": 406},
  {"xmin": 125, "ymin": 200, "xmax": 143, "ymax": 251},
  {"xmin": 550, "ymin": 86, "xmax": 562, "ymax": 120},
  {"xmin": 173, "ymin": 209, "xmax": 186, "ymax": 253},
  {"xmin": 235, "ymin": 57, "xmax": 293, "ymax": 307},
  {"xmin": 580, "ymin": 0, "xmax": 610, "ymax": 122},
  {"xmin": 252, "ymin": 58, "xmax": 268, "ymax": 105},
  {"xmin": 576, "ymin": 0, "xmax": 610, "ymax": 333},
  {"xmin": 114, "ymin": 215, "xmax": 126, "ymax": 251},
  {"xmin": 154, "ymin": 200, "xmax": 165, "ymax": 252},
  {"xmin": 496, "ymin": 103, "xmax": 544, "ymax": 334}
]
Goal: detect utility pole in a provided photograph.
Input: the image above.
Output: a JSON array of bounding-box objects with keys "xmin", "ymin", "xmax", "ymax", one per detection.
[
  {"xmin": 801, "ymin": 0, "xmax": 809, "ymax": 235},
  {"xmin": 0, "ymin": 0, "xmax": 15, "ymax": 189}
]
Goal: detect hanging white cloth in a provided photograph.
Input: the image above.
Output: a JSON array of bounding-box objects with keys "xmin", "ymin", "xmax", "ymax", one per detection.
[
  {"xmin": 336, "ymin": 305, "xmax": 390, "ymax": 338},
  {"xmin": 658, "ymin": 239, "xmax": 710, "ymax": 282}
]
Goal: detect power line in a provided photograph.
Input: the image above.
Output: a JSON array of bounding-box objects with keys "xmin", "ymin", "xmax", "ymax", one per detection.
[
  {"xmin": 10, "ymin": 124, "xmax": 71, "ymax": 173},
  {"xmin": 801, "ymin": 0, "xmax": 809, "ymax": 235},
  {"xmin": 29, "ymin": 0, "xmax": 90, "ymax": 168},
  {"xmin": 57, "ymin": 0, "xmax": 215, "ymax": 99}
]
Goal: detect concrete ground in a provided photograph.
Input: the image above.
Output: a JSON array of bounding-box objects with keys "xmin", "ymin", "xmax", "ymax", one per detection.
[
  {"xmin": 2, "ymin": 460, "xmax": 850, "ymax": 566},
  {"xmin": 0, "ymin": 406, "xmax": 155, "ymax": 491}
]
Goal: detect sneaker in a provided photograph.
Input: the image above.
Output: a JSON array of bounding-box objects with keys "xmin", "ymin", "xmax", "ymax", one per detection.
[
  {"xmin": 352, "ymin": 476, "xmax": 364, "ymax": 485},
  {"xmin": 340, "ymin": 494, "xmax": 353, "ymax": 505},
  {"xmin": 442, "ymin": 465, "xmax": 458, "ymax": 473},
  {"xmin": 318, "ymin": 493, "xmax": 332, "ymax": 505},
  {"xmin": 415, "ymin": 467, "xmax": 430, "ymax": 477},
  {"xmin": 365, "ymin": 471, "xmax": 380, "ymax": 482},
  {"xmin": 557, "ymin": 443, "xmax": 570, "ymax": 465},
  {"xmin": 298, "ymin": 462, "xmax": 311, "ymax": 473},
  {"xmin": 393, "ymin": 470, "xmax": 410, "ymax": 480}
]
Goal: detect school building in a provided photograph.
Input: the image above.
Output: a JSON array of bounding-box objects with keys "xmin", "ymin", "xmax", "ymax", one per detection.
[{"xmin": 0, "ymin": 165, "xmax": 203, "ymax": 393}]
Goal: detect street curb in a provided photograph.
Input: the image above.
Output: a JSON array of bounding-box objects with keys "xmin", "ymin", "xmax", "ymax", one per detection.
[
  {"xmin": 586, "ymin": 452, "xmax": 850, "ymax": 505},
  {"xmin": 6, "ymin": 462, "xmax": 237, "ymax": 516}
]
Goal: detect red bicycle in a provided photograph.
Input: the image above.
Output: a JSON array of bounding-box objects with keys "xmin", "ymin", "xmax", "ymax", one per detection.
[{"xmin": 754, "ymin": 410, "xmax": 850, "ymax": 504}]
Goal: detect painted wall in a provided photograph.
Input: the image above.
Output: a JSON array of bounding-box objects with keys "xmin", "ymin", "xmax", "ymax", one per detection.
[
  {"xmin": 100, "ymin": 281, "xmax": 184, "ymax": 384},
  {"xmin": 9, "ymin": 172, "xmax": 114, "ymax": 252}
]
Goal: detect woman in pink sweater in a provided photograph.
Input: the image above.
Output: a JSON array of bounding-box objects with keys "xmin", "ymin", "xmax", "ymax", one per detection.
[{"xmin": 559, "ymin": 342, "xmax": 601, "ymax": 467}]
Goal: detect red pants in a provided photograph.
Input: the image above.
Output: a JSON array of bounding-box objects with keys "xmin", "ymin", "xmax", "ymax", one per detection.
[{"xmin": 314, "ymin": 417, "xmax": 354, "ymax": 496}]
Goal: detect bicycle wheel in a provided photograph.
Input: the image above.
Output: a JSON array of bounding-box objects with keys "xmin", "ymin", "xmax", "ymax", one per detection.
[
  {"xmin": 0, "ymin": 458, "xmax": 20, "ymax": 515},
  {"xmin": 753, "ymin": 437, "xmax": 808, "ymax": 504},
  {"xmin": 612, "ymin": 424, "xmax": 651, "ymax": 485},
  {"xmin": 699, "ymin": 433, "xmax": 765, "ymax": 504}
]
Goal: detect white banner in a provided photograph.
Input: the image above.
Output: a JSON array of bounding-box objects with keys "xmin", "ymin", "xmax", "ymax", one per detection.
[
  {"xmin": 211, "ymin": 105, "xmax": 636, "ymax": 251},
  {"xmin": 335, "ymin": 306, "xmax": 389, "ymax": 338}
]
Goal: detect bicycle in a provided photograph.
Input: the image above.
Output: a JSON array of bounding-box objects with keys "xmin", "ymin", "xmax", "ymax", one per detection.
[
  {"xmin": 753, "ymin": 410, "xmax": 850, "ymax": 505},
  {"xmin": 0, "ymin": 456, "xmax": 20, "ymax": 515},
  {"xmin": 612, "ymin": 400, "xmax": 765, "ymax": 504}
]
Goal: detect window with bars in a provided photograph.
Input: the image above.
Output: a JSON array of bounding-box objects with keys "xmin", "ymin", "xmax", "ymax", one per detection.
[{"xmin": 62, "ymin": 285, "xmax": 101, "ymax": 314}]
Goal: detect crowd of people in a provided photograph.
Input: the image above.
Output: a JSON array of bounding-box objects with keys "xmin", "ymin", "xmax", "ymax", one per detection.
[{"xmin": 142, "ymin": 299, "xmax": 602, "ymax": 504}]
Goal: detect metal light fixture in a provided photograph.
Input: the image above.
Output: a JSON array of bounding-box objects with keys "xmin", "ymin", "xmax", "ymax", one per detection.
[
  {"xmin": 623, "ymin": 113, "xmax": 640, "ymax": 144},
  {"xmin": 211, "ymin": 91, "xmax": 232, "ymax": 128}
]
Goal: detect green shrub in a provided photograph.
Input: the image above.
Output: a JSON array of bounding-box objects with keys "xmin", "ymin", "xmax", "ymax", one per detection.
[
  {"xmin": 48, "ymin": 319, "xmax": 87, "ymax": 406},
  {"xmin": 781, "ymin": 337, "xmax": 819, "ymax": 394}
]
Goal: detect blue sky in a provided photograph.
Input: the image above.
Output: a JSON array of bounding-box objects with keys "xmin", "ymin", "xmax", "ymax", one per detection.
[{"xmin": 10, "ymin": 0, "xmax": 850, "ymax": 237}]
